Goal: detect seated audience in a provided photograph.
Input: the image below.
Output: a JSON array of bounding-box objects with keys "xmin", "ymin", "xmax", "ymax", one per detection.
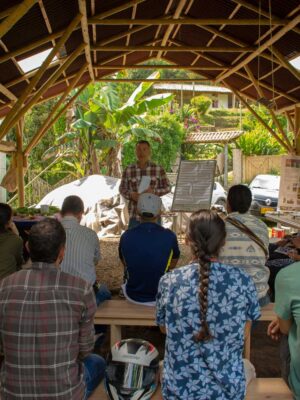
[
  {"xmin": 156, "ymin": 210, "xmax": 260, "ymax": 399},
  {"xmin": 219, "ymin": 184, "xmax": 270, "ymax": 307},
  {"xmin": 119, "ymin": 193, "xmax": 180, "ymax": 304},
  {"xmin": 267, "ymin": 257, "xmax": 300, "ymax": 399},
  {"xmin": 60, "ymin": 195, "xmax": 111, "ymax": 305},
  {"xmin": 0, "ymin": 203, "xmax": 23, "ymax": 280},
  {"xmin": 0, "ymin": 218, "xmax": 105, "ymax": 398},
  {"xmin": 267, "ymin": 233, "xmax": 300, "ymax": 300}
]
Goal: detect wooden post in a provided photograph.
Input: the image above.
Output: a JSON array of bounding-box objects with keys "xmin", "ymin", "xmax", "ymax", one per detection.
[
  {"xmin": 224, "ymin": 143, "xmax": 228, "ymax": 190},
  {"xmin": 232, "ymin": 148, "xmax": 243, "ymax": 184},
  {"xmin": 295, "ymin": 106, "xmax": 300, "ymax": 155},
  {"xmin": 16, "ymin": 118, "xmax": 25, "ymax": 207}
]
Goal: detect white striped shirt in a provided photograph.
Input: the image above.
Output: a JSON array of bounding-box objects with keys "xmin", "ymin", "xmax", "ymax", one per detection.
[{"xmin": 60, "ymin": 216, "xmax": 101, "ymax": 284}]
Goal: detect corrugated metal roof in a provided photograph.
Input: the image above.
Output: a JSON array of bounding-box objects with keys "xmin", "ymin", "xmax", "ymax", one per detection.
[
  {"xmin": 185, "ymin": 130, "xmax": 243, "ymax": 143},
  {"xmin": 153, "ymin": 83, "xmax": 231, "ymax": 93}
]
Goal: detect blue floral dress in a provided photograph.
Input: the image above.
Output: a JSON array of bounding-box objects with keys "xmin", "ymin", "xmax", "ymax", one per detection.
[{"xmin": 156, "ymin": 262, "xmax": 260, "ymax": 400}]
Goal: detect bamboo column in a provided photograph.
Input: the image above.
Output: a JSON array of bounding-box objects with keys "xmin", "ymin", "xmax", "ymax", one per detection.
[
  {"xmin": 295, "ymin": 106, "xmax": 300, "ymax": 155},
  {"xmin": 16, "ymin": 118, "xmax": 25, "ymax": 207}
]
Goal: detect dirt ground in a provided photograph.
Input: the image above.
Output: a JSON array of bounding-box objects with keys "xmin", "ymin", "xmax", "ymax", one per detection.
[{"xmin": 97, "ymin": 237, "xmax": 281, "ymax": 378}]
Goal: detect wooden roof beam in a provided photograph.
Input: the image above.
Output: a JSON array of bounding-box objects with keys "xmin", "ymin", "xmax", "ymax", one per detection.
[
  {"xmin": 92, "ymin": 0, "xmax": 146, "ymax": 20},
  {"xmin": 0, "ymin": 0, "xmax": 38, "ymax": 40},
  {"xmin": 149, "ymin": 0, "xmax": 173, "ymax": 58},
  {"xmin": 91, "ymin": 45, "xmax": 255, "ymax": 52},
  {"xmin": 244, "ymin": 65, "xmax": 293, "ymax": 149},
  {"xmin": 232, "ymin": 0, "xmax": 300, "ymax": 35},
  {"xmin": 88, "ymin": 18, "xmax": 290, "ymax": 26},
  {"xmin": 25, "ymin": 63, "xmax": 88, "ymax": 155},
  {"xmin": 94, "ymin": 65, "xmax": 225, "ymax": 70},
  {"xmin": 269, "ymin": 46, "xmax": 300, "ymax": 82},
  {"xmin": 95, "ymin": 78, "xmax": 209, "ymax": 82},
  {"xmin": 78, "ymin": 0, "xmax": 94, "ymax": 81},
  {"xmin": 0, "ymin": 84, "xmax": 17, "ymax": 102},
  {"xmin": 216, "ymin": 13, "xmax": 300, "ymax": 83},
  {"xmin": 225, "ymin": 83, "xmax": 292, "ymax": 153},
  {"xmin": 0, "ymin": 14, "xmax": 83, "ymax": 140},
  {"xmin": 157, "ymin": 0, "xmax": 190, "ymax": 59},
  {"xmin": 168, "ymin": 38, "xmax": 299, "ymax": 104}
]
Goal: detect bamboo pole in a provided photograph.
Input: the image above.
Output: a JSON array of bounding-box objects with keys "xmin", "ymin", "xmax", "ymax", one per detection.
[
  {"xmin": 92, "ymin": 0, "xmax": 146, "ymax": 20},
  {"xmin": 91, "ymin": 45, "xmax": 254, "ymax": 52},
  {"xmin": 0, "ymin": 44, "xmax": 85, "ymax": 142},
  {"xmin": 232, "ymin": 0, "xmax": 300, "ymax": 35},
  {"xmin": 0, "ymin": 0, "xmax": 38, "ymax": 40},
  {"xmin": 226, "ymin": 84, "xmax": 292, "ymax": 153},
  {"xmin": 0, "ymin": 5, "xmax": 19, "ymax": 20},
  {"xmin": 0, "ymin": 84, "xmax": 17, "ymax": 101},
  {"xmin": 78, "ymin": 0, "xmax": 94, "ymax": 81},
  {"xmin": 216, "ymin": 14, "xmax": 300, "ymax": 83},
  {"xmin": 25, "ymin": 83, "xmax": 88, "ymax": 157},
  {"xmin": 16, "ymin": 118, "xmax": 25, "ymax": 207},
  {"xmin": 95, "ymin": 78, "xmax": 210, "ymax": 82},
  {"xmin": 244, "ymin": 65, "xmax": 293, "ymax": 150},
  {"xmin": 157, "ymin": 0, "xmax": 189, "ymax": 59},
  {"xmin": 95, "ymin": 65, "xmax": 225, "ymax": 70},
  {"xmin": 285, "ymin": 111, "xmax": 295, "ymax": 133},
  {"xmin": 169, "ymin": 38, "xmax": 299, "ymax": 104},
  {"xmin": 269, "ymin": 46, "xmax": 300, "ymax": 82},
  {"xmin": 0, "ymin": 14, "xmax": 82, "ymax": 141},
  {"xmin": 88, "ymin": 18, "xmax": 288, "ymax": 26},
  {"xmin": 295, "ymin": 106, "xmax": 300, "ymax": 155},
  {"xmin": 25, "ymin": 64, "xmax": 87, "ymax": 155}
]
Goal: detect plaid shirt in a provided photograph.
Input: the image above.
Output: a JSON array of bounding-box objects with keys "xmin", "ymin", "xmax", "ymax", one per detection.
[
  {"xmin": 119, "ymin": 161, "xmax": 170, "ymax": 218},
  {"xmin": 0, "ymin": 262, "xmax": 96, "ymax": 399}
]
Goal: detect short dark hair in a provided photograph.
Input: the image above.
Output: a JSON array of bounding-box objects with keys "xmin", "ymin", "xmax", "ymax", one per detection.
[
  {"xmin": 28, "ymin": 218, "xmax": 66, "ymax": 263},
  {"xmin": 136, "ymin": 140, "xmax": 150, "ymax": 148},
  {"xmin": 61, "ymin": 195, "xmax": 84, "ymax": 216},
  {"xmin": 0, "ymin": 203, "xmax": 12, "ymax": 232},
  {"xmin": 227, "ymin": 184, "xmax": 252, "ymax": 214}
]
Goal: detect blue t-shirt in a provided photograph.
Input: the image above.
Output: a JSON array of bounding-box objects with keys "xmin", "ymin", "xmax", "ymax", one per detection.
[
  {"xmin": 119, "ymin": 223, "xmax": 180, "ymax": 302},
  {"xmin": 156, "ymin": 262, "xmax": 260, "ymax": 400}
]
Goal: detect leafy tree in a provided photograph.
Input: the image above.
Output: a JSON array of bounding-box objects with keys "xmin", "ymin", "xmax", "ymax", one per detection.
[{"xmin": 122, "ymin": 111, "xmax": 185, "ymax": 171}]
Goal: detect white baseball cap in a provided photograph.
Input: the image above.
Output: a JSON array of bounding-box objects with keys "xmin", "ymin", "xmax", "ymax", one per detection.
[{"xmin": 137, "ymin": 193, "xmax": 162, "ymax": 217}]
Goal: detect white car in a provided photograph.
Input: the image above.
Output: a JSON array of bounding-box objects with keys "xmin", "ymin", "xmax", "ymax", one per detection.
[
  {"xmin": 249, "ymin": 174, "xmax": 280, "ymax": 216},
  {"xmin": 211, "ymin": 182, "xmax": 227, "ymax": 207}
]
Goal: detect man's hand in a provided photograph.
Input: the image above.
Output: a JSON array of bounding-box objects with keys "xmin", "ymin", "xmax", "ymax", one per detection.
[
  {"xmin": 287, "ymin": 250, "xmax": 300, "ymax": 262},
  {"xmin": 130, "ymin": 192, "xmax": 139, "ymax": 202},
  {"xmin": 267, "ymin": 319, "xmax": 281, "ymax": 341},
  {"xmin": 143, "ymin": 187, "xmax": 154, "ymax": 194}
]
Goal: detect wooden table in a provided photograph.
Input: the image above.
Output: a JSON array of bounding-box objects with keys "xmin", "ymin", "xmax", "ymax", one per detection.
[{"xmin": 265, "ymin": 212, "xmax": 300, "ymax": 230}]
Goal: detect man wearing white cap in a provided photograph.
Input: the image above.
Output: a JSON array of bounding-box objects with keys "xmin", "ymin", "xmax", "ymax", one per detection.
[{"xmin": 118, "ymin": 193, "xmax": 180, "ymax": 305}]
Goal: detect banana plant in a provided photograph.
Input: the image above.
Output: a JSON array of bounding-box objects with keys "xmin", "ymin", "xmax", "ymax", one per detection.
[{"xmin": 46, "ymin": 72, "xmax": 172, "ymax": 177}]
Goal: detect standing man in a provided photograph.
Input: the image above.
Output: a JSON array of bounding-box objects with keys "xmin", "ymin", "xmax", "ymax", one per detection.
[
  {"xmin": 0, "ymin": 218, "xmax": 105, "ymax": 399},
  {"xmin": 60, "ymin": 195, "xmax": 111, "ymax": 305},
  {"xmin": 119, "ymin": 140, "xmax": 171, "ymax": 229}
]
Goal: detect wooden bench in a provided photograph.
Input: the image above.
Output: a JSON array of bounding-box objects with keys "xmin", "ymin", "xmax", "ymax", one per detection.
[
  {"xmin": 90, "ymin": 378, "xmax": 292, "ymax": 400},
  {"xmin": 94, "ymin": 300, "xmax": 276, "ymax": 355}
]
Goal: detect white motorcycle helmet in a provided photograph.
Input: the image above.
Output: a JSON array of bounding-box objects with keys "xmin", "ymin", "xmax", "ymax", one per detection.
[{"xmin": 105, "ymin": 338, "xmax": 159, "ymax": 400}]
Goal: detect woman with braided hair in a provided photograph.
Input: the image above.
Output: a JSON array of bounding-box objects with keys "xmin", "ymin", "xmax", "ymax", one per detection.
[{"xmin": 156, "ymin": 209, "xmax": 260, "ymax": 399}]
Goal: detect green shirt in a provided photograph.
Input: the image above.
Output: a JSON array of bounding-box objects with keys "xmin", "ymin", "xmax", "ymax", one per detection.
[
  {"xmin": 0, "ymin": 231, "xmax": 23, "ymax": 280},
  {"xmin": 275, "ymin": 262, "xmax": 300, "ymax": 399}
]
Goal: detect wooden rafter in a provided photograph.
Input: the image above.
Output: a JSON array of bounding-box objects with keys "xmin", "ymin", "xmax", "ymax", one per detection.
[
  {"xmin": 90, "ymin": 0, "xmax": 97, "ymax": 71},
  {"xmin": 0, "ymin": 0, "xmax": 38, "ymax": 40},
  {"xmin": 232, "ymin": 0, "xmax": 300, "ymax": 35},
  {"xmin": 240, "ymin": 65, "xmax": 282, "ymax": 93},
  {"xmin": 269, "ymin": 46, "xmax": 300, "ymax": 82},
  {"xmin": 123, "ymin": 1, "xmax": 138, "ymax": 65},
  {"xmin": 169, "ymin": 38, "xmax": 299, "ymax": 104},
  {"xmin": 25, "ymin": 64, "xmax": 88, "ymax": 155},
  {"xmin": 94, "ymin": 65, "xmax": 225, "ymax": 70},
  {"xmin": 95, "ymin": 78, "xmax": 209, "ymax": 82},
  {"xmin": 92, "ymin": 0, "xmax": 146, "ymax": 20},
  {"xmin": 0, "ymin": 14, "xmax": 82, "ymax": 141},
  {"xmin": 216, "ymin": 13, "xmax": 300, "ymax": 83},
  {"xmin": 226, "ymin": 83, "xmax": 292, "ymax": 153},
  {"xmin": 244, "ymin": 65, "xmax": 293, "ymax": 150},
  {"xmin": 157, "ymin": 0, "xmax": 189, "ymax": 59},
  {"xmin": 91, "ymin": 45, "xmax": 254, "ymax": 52},
  {"xmin": 285, "ymin": 111, "xmax": 295, "ymax": 133},
  {"xmin": 78, "ymin": 0, "xmax": 94, "ymax": 81},
  {"xmin": 150, "ymin": 0, "xmax": 173, "ymax": 58},
  {"xmin": 87, "ymin": 17, "xmax": 290, "ymax": 26}
]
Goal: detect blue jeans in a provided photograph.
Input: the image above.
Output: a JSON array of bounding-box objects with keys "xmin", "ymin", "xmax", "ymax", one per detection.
[
  {"xmin": 95, "ymin": 284, "xmax": 111, "ymax": 306},
  {"xmin": 83, "ymin": 354, "xmax": 106, "ymax": 398}
]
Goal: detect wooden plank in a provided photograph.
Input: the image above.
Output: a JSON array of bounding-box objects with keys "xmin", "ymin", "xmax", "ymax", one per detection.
[
  {"xmin": 94, "ymin": 300, "xmax": 155, "ymax": 324},
  {"xmin": 91, "ymin": 45, "xmax": 255, "ymax": 52}
]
